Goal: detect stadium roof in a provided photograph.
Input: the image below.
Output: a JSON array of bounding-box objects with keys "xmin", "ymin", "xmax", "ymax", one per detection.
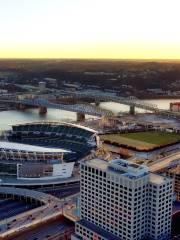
[
  {"xmin": 0, "ymin": 141, "xmax": 70, "ymax": 153},
  {"xmin": 12, "ymin": 121, "xmax": 97, "ymax": 133},
  {"xmin": 64, "ymin": 122, "xmax": 97, "ymax": 133},
  {"xmin": 0, "ymin": 175, "xmax": 79, "ymax": 186}
]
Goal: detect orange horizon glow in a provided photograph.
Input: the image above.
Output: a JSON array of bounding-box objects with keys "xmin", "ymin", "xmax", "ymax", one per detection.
[{"xmin": 1, "ymin": 0, "xmax": 180, "ymax": 59}]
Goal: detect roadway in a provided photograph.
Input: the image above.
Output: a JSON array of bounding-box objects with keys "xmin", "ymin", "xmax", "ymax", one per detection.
[
  {"xmin": 19, "ymin": 94, "xmax": 180, "ymax": 120},
  {"xmin": 46, "ymin": 185, "xmax": 80, "ymax": 198},
  {"xmin": 73, "ymin": 92, "xmax": 159, "ymax": 111},
  {"xmin": 73, "ymin": 92, "xmax": 180, "ymax": 119},
  {"xmin": 149, "ymin": 152, "xmax": 180, "ymax": 172},
  {"xmin": 0, "ymin": 187, "xmax": 78, "ymax": 239},
  {"xmin": 0, "ymin": 94, "xmax": 180, "ymax": 120},
  {"xmin": 0, "ymin": 175, "xmax": 80, "ymax": 187},
  {"xmin": 0, "ymin": 98, "xmax": 113, "ymax": 118},
  {"xmin": 6, "ymin": 218, "xmax": 74, "ymax": 240}
]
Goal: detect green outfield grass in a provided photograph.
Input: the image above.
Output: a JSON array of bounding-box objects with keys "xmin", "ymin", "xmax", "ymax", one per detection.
[{"xmin": 100, "ymin": 132, "xmax": 180, "ymax": 150}]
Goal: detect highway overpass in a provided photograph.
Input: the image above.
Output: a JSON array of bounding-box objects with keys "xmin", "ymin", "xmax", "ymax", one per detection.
[{"xmin": 149, "ymin": 153, "xmax": 180, "ymax": 172}]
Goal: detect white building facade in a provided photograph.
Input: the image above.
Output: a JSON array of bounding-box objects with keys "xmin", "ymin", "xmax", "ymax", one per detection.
[{"xmin": 72, "ymin": 159, "xmax": 173, "ymax": 240}]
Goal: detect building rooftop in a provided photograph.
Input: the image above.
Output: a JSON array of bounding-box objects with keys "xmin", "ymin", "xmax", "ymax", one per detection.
[
  {"xmin": 109, "ymin": 159, "xmax": 148, "ymax": 178},
  {"xmin": 84, "ymin": 158, "xmax": 149, "ymax": 179},
  {"xmin": 0, "ymin": 141, "xmax": 70, "ymax": 153},
  {"xmin": 149, "ymin": 173, "xmax": 169, "ymax": 185},
  {"xmin": 84, "ymin": 158, "xmax": 108, "ymax": 171},
  {"xmin": 169, "ymin": 165, "xmax": 180, "ymax": 175}
]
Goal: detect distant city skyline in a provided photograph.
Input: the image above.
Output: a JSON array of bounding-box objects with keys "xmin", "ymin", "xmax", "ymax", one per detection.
[{"xmin": 0, "ymin": 0, "xmax": 180, "ymax": 59}]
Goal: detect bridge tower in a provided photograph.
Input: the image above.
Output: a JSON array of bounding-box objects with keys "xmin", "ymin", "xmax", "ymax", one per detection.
[
  {"xmin": 39, "ymin": 106, "xmax": 47, "ymax": 114},
  {"xmin": 95, "ymin": 101, "xmax": 100, "ymax": 107},
  {"xmin": 77, "ymin": 113, "xmax": 85, "ymax": 122},
  {"xmin": 129, "ymin": 105, "xmax": 135, "ymax": 115},
  {"xmin": 16, "ymin": 103, "xmax": 26, "ymax": 110}
]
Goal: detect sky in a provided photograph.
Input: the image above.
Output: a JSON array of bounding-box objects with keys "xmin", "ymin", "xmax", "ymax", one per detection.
[{"xmin": 0, "ymin": 0, "xmax": 180, "ymax": 59}]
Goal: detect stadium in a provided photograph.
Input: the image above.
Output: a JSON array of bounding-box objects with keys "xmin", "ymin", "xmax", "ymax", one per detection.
[{"xmin": 0, "ymin": 122, "xmax": 98, "ymax": 189}]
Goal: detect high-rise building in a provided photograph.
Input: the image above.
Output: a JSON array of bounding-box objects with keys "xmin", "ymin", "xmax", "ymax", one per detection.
[
  {"xmin": 72, "ymin": 158, "xmax": 173, "ymax": 240},
  {"xmin": 162, "ymin": 164, "xmax": 180, "ymax": 202},
  {"xmin": 39, "ymin": 81, "xmax": 46, "ymax": 92}
]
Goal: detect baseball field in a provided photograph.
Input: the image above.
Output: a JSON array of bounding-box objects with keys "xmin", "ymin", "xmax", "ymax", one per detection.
[{"xmin": 100, "ymin": 132, "xmax": 180, "ymax": 150}]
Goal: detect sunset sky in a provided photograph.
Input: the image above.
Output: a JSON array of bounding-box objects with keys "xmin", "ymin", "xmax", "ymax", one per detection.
[{"xmin": 0, "ymin": 0, "xmax": 180, "ymax": 59}]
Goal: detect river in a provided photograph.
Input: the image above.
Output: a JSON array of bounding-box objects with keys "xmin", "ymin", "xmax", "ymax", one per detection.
[
  {"xmin": 0, "ymin": 99, "xmax": 179, "ymax": 130},
  {"xmin": 100, "ymin": 99, "xmax": 180, "ymax": 114}
]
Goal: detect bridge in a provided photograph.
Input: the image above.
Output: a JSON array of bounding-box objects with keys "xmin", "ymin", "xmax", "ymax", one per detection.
[
  {"xmin": 0, "ymin": 97, "xmax": 113, "ymax": 121},
  {"xmin": 149, "ymin": 152, "xmax": 180, "ymax": 173},
  {"xmin": 71, "ymin": 92, "xmax": 180, "ymax": 119},
  {"xmin": 72, "ymin": 92, "xmax": 159, "ymax": 113},
  {"xmin": 0, "ymin": 186, "xmax": 64, "ymax": 239},
  {"xmin": 0, "ymin": 187, "xmax": 80, "ymax": 239},
  {"xmin": 0, "ymin": 93, "xmax": 180, "ymax": 120},
  {"xmin": 19, "ymin": 98, "xmax": 113, "ymax": 119}
]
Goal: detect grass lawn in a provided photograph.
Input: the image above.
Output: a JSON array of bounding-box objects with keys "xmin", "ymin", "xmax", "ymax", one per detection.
[{"xmin": 100, "ymin": 132, "xmax": 180, "ymax": 150}]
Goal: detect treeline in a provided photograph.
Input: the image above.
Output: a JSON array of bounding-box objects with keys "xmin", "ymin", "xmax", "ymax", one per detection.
[{"xmin": 1, "ymin": 59, "xmax": 180, "ymax": 91}]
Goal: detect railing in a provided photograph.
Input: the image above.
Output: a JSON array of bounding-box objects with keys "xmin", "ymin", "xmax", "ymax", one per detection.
[
  {"xmin": 1, "ymin": 94, "xmax": 180, "ymax": 119},
  {"xmin": 18, "ymin": 98, "xmax": 113, "ymax": 117},
  {"xmin": 73, "ymin": 93, "xmax": 159, "ymax": 111}
]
